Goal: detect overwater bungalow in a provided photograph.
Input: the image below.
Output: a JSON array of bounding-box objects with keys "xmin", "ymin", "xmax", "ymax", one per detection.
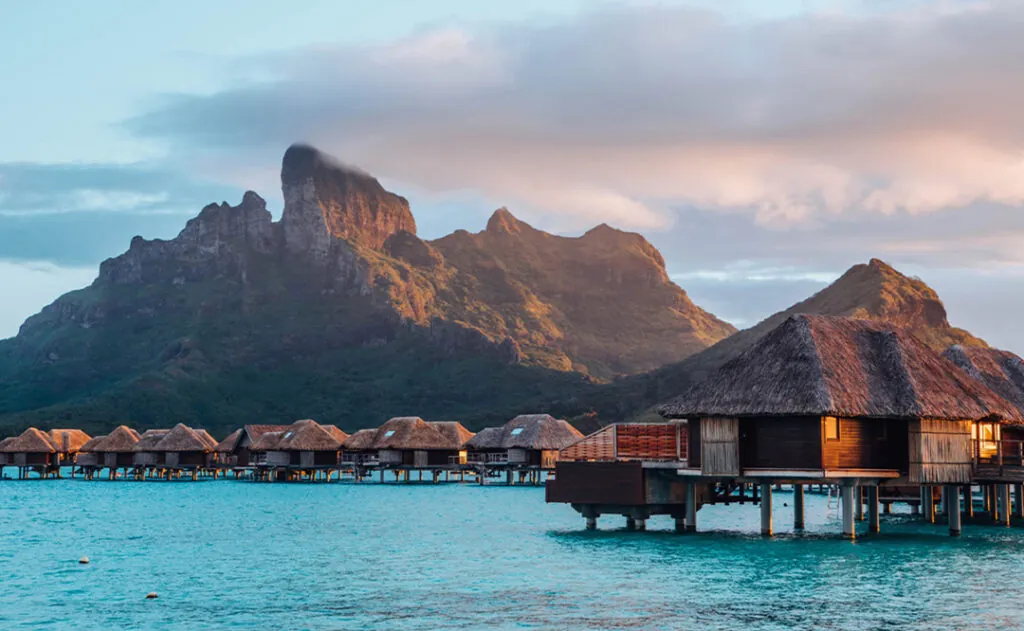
[
  {"xmin": 249, "ymin": 430, "xmax": 285, "ymax": 466},
  {"xmin": 0, "ymin": 428, "xmax": 91, "ymax": 478},
  {"xmin": 94, "ymin": 425, "xmax": 142, "ymax": 472},
  {"xmin": 76, "ymin": 435, "xmax": 108, "ymax": 469},
  {"xmin": 341, "ymin": 429, "xmax": 378, "ymax": 465},
  {"xmin": 213, "ymin": 424, "xmax": 290, "ymax": 468},
  {"xmin": 272, "ymin": 419, "xmax": 345, "ymax": 469},
  {"xmin": 0, "ymin": 436, "xmax": 14, "ymax": 469},
  {"xmin": 133, "ymin": 429, "xmax": 170, "ymax": 468},
  {"xmin": 153, "ymin": 423, "xmax": 214, "ymax": 473},
  {"xmin": 371, "ymin": 417, "xmax": 473, "ymax": 467},
  {"xmin": 548, "ymin": 315, "xmax": 1023, "ymax": 537},
  {"xmin": 467, "ymin": 414, "xmax": 583, "ymax": 470}
]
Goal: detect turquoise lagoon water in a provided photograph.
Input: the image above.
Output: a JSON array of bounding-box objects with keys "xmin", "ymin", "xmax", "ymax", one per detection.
[{"xmin": 2, "ymin": 479, "xmax": 1024, "ymax": 630}]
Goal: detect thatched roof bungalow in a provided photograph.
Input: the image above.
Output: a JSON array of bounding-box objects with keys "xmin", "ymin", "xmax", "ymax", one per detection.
[
  {"xmin": 0, "ymin": 428, "xmax": 57, "ymax": 468},
  {"xmin": 215, "ymin": 424, "xmax": 290, "ymax": 467},
  {"xmin": 658, "ymin": 314, "xmax": 1022, "ymax": 484},
  {"xmin": 0, "ymin": 428, "xmax": 91, "ymax": 470},
  {"xmin": 132, "ymin": 429, "xmax": 170, "ymax": 466},
  {"xmin": 268, "ymin": 420, "xmax": 345, "ymax": 468},
  {"xmin": 152, "ymin": 424, "xmax": 214, "ymax": 468},
  {"xmin": 371, "ymin": 417, "xmax": 475, "ymax": 467},
  {"xmin": 76, "ymin": 434, "xmax": 108, "ymax": 467},
  {"xmin": 93, "ymin": 425, "xmax": 142, "ymax": 468},
  {"xmin": 340, "ymin": 428, "xmax": 377, "ymax": 464},
  {"xmin": 467, "ymin": 414, "xmax": 583, "ymax": 468}
]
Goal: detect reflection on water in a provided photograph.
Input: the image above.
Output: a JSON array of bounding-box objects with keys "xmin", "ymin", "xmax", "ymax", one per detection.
[{"xmin": 1, "ymin": 482, "xmax": 1023, "ymax": 630}]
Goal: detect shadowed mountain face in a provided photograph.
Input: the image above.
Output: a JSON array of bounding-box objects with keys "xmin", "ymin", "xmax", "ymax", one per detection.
[
  {"xmin": 582, "ymin": 258, "xmax": 989, "ymax": 423},
  {"xmin": 0, "ymin": 145, "xmax": 733, "ymax": 435}
]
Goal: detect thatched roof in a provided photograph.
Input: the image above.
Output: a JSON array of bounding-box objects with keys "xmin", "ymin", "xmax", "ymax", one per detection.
[
  {"xmin": 193, "ymin": 429, "xmax": 219, "ymax": 450},
  {"xmin": 250, "ymin": 431, "xmax": 284, "ymax": 452},
  {"xmin": 79, "ymin": 434, "xmax": 109, "ymax": 453},
  {"xmin": 1, "ymin": 428, "xmax": 56, "ymax": 453},
  {"xmin": 370, "ymin": 417, "xmax": 458, "ymax": 450},
  {"xmin": 152, "ymin": 424, "xmax": 210, "ymax": 453},
  {"xmin": 660, "ymin": 315, "xmax": 1024, "ymax": 423},
  {"xmin": 321, "ymin": 425, "xmax": 350, "ymax": 444},
  {"xmin": 467, "ymin": 414, "xmax": 583, "ymax": 450},
  {"xmin": 133, "ymin": 429, "xmax": 170, "ymax": 451},
  {"xmin": 465, "ymin": 426, "xmax": 503, "ymax": 450},
  {"xmin": 276, "ymin": 420, "xmax": 342, "ymax": 452},
  {"xmin": 944, "ymin": 346, "xmax": 1024, "ymax": 416},
  {"xmin": 243, "ymin": 424, "xmax": 290, "ymax": 443},
  {"xmin": 341, "ymin": 428, "xmax": 376, "ymax": 451},
  {"xmin": 429, "ymin": 422, "xmax": 474, "ymax": 448},
  {"xmin": 47, "ymin": 429, "xmax": 92, "ymax": 453},
  {"xmin": 94, "ymin": 426, "xmax": 141, "ymax": 453},
  {"xmin": 214, "ymin": 428, "xmax": 243, "ymax": 453}
]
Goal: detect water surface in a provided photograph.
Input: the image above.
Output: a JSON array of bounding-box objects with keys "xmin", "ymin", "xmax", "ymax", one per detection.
[{"xmin": 2, "ymin": 479, "xmax": 1023, "ymax": 630}]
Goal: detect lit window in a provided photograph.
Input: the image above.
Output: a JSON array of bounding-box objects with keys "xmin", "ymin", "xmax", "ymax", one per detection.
[
  {"xmin": 384, "ymin": 430, "xmax": 395, "ymax": 438},
  {"xmin": 824, "ymin": 417, "xmax": 840, "ymax": 441},
  {"xmin": 510, "ymin": 428, "xmax": 524, "ymax": 436}
]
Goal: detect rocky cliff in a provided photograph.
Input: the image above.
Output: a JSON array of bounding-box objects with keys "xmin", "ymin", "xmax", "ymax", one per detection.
[{"xmin": 0, "ymin": 144, "xmax": 733, "ymax": 434}]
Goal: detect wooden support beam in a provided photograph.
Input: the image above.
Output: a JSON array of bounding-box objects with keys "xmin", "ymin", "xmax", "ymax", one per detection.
[
  {"xmin": 922, "ymin": 486, "xmax": 935, "ymax": 523},
  {"xmin": 1000, "ymin": 484, "xmax": 1011, "ymax": 526},
  {"xmin": 947, "ymin": 486, "xmax": 962, "ymax": 536},
  {"xmin": 964, "ymin": 486, "xmax": 975, "ymax": 518},
  {"xmin": 794, "ymin": 484, "xmax": 805, "ymax": 530},
  {"xmin": 685, "ymin": 483, "xmax": 697, "ymax": 532},
  {"xmin": 841, "ymin": 483, "xmax": 856, "ymax": 540},
  {"xmin": 867, "ymin": 486, "xmax": 880, "ymax": 533},
  {"xmin": 855, "ymin": 486, "xmax": 865, "ymax": 522},
  {"xmin": 760, "ymin": 483, "xmax": 773, "ymax": 537}
]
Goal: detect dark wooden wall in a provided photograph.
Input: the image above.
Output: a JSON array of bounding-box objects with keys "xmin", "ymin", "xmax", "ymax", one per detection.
[
  {"xmin": 821, "ymin": 417, "xmax": 907, "ymax": 471},
  {"xmin": 546, "ymin": 461, "xmax": 645, "ymax": 505},
  {"xmin": 739, "ymin": 417, "xmax": 822, "ymax": 469},
  {"xmin": 689, "ymin": 418, "xmax": 701, "ymax": 468}
]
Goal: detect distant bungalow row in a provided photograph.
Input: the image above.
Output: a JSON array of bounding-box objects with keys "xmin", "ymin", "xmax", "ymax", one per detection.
[{"xmin": 0, "ymin": 414, "xmax": 583, "ymax": 485}]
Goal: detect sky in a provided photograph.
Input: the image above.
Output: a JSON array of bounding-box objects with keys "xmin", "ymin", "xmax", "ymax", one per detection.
[{"xmin": 3, "ymin": 0, "xmax": 1024, "ymax": 351}]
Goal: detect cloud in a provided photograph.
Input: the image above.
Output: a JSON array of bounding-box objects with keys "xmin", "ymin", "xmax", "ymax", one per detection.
[
  {"xmin": 0, "ymin": 162, "xmax": 238, "ymax": 216},
  {"xmin": 123, "ymin": 1, "xmax": 1024, "ymax": 232}
]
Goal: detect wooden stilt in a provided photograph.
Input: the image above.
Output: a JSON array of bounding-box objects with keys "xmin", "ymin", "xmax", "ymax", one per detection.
[
  {"xmin": 868, "ymin": 486, "xmax": 880, "ymax": 533},
  {"xmin": 841, "ymin": 483, "xmax": 856, "ymax": 540},
  {"xmin": 685, "ymin": 483, "xmax": 697, "ymax": 532},
  {"xmin": 760, "ymin": 483, "xmax": 773, "ymax": 536},
  {"xmin": 794, "ymin": 484, "xmax": 805, "ymax": 530},
  {"xmin": 948, "ymin": 486, "xmax": 962, "ymax": 536},
  {"xmin": 923, "ymin": 486, "xmax": 935, "ymax": 523},
  {"xmin": 964, "ymin": 485, "xmax": 975, "ymax": 518}
]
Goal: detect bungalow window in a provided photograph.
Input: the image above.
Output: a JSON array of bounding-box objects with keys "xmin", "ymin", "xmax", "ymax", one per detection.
[
  {"xmin": 824, "ymin": 417, "xmax": 840, "ymax": 441},
  {"xmin": 383, "ymin": 430, "xmax": 395, "ymax": 438},
  {"xmin": 510, "ymin": 428, "xmax": 524, "ymax": 436}
]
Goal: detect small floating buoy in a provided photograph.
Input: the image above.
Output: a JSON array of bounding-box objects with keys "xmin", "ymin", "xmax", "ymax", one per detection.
[
  {"xmin": 146, "ymin": 592, "xmax": 158, "ymax": 600},
  {"xmin": 78, "ymin": 556, "xmax": 90, "ymax": 564}
]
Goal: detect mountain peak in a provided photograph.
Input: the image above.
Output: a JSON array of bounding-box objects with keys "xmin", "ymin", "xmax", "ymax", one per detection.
[
  {"xmin": 280, "ymin": 144, "xmax": 416, "ymax": 253},
  {"xmin": 485, "ymin": 207, "xmax": 529, "ymax": 235}
]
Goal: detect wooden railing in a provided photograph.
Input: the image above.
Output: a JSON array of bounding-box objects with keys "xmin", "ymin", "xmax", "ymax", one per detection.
[
  {"xmin": 559, "ymin": 423, "xmax": 688, "ymax": 463},
  {"xmin": 974, "ymin": 439, "xmax": 1024, "ymax": 467}
]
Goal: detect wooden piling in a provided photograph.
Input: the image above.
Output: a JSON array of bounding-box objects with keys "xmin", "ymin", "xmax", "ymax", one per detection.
[
  {"xmin": 760, "ymin": 483, "xmax": 773, "ymax": 536},
  {"xmin": 841, "ymin": 483, "xmax": 856, "ymax": 540},
  {"xmin": 947, "ymin": 486, "xmax": 962, "ymax": 536},
  {"xmin": 867, "ymin": 486, "xmax": 880, "ymax": 533},
  {"xmin": 793, "ymin": 484, "xmax": 805, "ymax": 530},
  {"xmin": 685, "ymin": 482, "xmax": 697, "ymax": 532}
]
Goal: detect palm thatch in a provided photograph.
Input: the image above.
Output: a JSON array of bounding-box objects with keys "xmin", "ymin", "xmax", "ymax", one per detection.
[
  {"xmin": 47, "ymin": 429, "xmax": 92, "ymax": 453},
  {"xmin": 429, "ymin": 422, "xmax": 474, "ymax": 449},
  {"xmin": 944, "ymin": 345, "xmax": 1024, "ymax": 415},
  {"xmin": 94, "ymin": 426, "xmax": 141, "ymax": 453},
  {"xmin": 276, "ymin": 420, "xmax": 342, "ymax": 452},
  {"xmin": 193, "ymin": 429, "xmax": 219, "ymax": 450},
  {"xmin": 321, "ymin": 425, "xmax": 350, "ymax": 444},
  {"xmin": 465, "ymin": 426, "xmax": 503, "ymax": 450},
  {"xmin": 243, "ymin": 425, "xmax": 291, "ymax": 444},
  {"xmin": 370, "ymin": 417, "xmax": 455, "ymax": 450},
  {"xmin": 153, "ymin": 424, "xmax": 210, "ymax": 453},
  {"xmin": 214, "ymin": 429, "xmax": 243, "ymax": 453},
  {"xmin": 133, "ymin": 429, "xmax": 170, "ymax": 451},
  {"xmin": 342, "ymin": 428, "xmax": 376, "ymax": 451},
  {"xmin": 660, "ymin": 314, "xmax": 1023, "ymax": 423},
  {"xmin": 468, "ymin": 414, "xmax": 583, "ymax": 450},
  {"xmin": 250, "ymin": 431, "xmax": 285, "ymax": 452},
  {"xmin": 78, "ymin": 434, "xmax": 109, "ymax": 453},
  {"xmin": 1, "ymin": 428, "xmax": 56, "ymax": 453}
]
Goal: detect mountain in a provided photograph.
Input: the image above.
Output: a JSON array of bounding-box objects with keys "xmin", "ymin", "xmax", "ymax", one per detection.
[
  {"xmin": 581, "ymin": 258, "xmax": 989, "ymax": 422},
  {"xmin": 0, "ymin": 144, "xmax": 733, "ymax": 435}
]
